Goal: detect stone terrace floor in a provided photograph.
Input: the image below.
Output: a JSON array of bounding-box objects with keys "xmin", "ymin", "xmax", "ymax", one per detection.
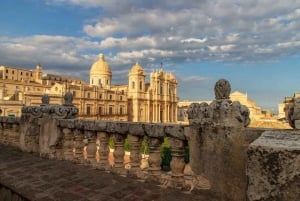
[{"xmin": 0, "ymin": 144, "xmax": 214, "ymax": 201}]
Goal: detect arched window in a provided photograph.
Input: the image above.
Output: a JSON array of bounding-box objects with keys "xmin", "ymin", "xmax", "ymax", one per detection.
[
  {"xmin": 140, "ymin": 81, "xmax": 143, "ymax": 90},
  {"xmin": 132, "ymin": 81, "xmax": 135, "ymax": 89}
]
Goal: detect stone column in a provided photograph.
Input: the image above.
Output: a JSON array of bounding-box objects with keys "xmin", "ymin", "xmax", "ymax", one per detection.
[
  {"xmin": 62, "ymin": 128, "xmax": 74, "ymax": 161},
  {"xmin": 128, "ymin": 135, "xmax": 143, "ymax": 172},
  {"xmin": 86, "ymin": 131, "xmax": 97, "ymax": 165},
  {"xmin": 73, "ymin": 129, "xmax": 84, "ymax": 163},
  {"xmin": 147, "ymin": 137, "xmax": 163, "ymax": 181},
  {"xmin": 112, "ymin": 133, "xmax": 126, "ymax": 173},
  {"xmin": 97, "ymin": 131, "xmax": 110, "ymax": 170},
  {"xmin": 169, "ymin": 138, "xmax": 185, "ymax": 187}
]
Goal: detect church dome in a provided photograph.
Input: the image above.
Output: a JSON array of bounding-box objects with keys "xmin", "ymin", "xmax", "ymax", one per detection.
[
  {"xmin": 90, "ymin": 54, "xmax": 111, "ymax": 75},
  {"xmin": 130, "ymin": 62, "xmax": 144, "ymax": 74}
]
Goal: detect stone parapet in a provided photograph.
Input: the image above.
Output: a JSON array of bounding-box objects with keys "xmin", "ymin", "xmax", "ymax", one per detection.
[
  {"xmin": 247, "ymin": 130, "xmax": 300, "ymax": 201},
  {"xmin": 187, "ymin": 79, "xmax": 251, "ymax": 201}
]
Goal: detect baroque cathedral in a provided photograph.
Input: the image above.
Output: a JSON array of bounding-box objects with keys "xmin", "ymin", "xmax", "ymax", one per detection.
[{"xmin": 0, "ymin": 54, "xmax": 178, "ymax": 123}]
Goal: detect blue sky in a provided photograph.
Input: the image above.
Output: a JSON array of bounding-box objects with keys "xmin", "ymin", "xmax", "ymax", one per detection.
[{"xmin": 1, "ymin": 0, "xmax": 300, "ymax": 113}]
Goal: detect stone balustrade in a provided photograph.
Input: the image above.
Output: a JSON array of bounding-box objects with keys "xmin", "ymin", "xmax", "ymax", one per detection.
[{"xmin": 0, "ymin": 115, "xmax": 189, "ymax": 186}]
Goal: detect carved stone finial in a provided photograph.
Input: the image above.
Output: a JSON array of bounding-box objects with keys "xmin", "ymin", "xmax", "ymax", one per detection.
[
  {"xmin": 63, "ymin": 92, "xmax": 74, "ymax": 106},
  {"xmin": 41, "ymin": 94, "xmax": 50, "ymax": 106},
  {"xmin": 214, "ymin": 79, "xmax": 231, "ymax": 100},
  {"xmin": 287, "ymin": 98, "xmax": 300, "ymax": 128}
]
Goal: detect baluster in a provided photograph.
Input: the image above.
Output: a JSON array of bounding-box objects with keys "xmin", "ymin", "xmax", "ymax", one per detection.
[
  {"xmin": 128, "ymin": 135, "xmax": 143, "ymax": 174},
  {"xmin": 97, "ymin": 131, "xmax": 110, "ymax": 170},
  {"xmin": 112, "ymin": 133, "xmax": 126, "ymax": 173},
  {"xmin": 62, "ymin": 128, "xmax": 74, "ymax": 161},
  {"xmin": 169, "ymin": 138, "xmax": 186, "ymax": 187},
  {"xmin": 86, "ymin": 131, "xmax": 97, "ymax": 165},
  {"xmin": 147, "ymin": 137, "xmax": 163, "ymax": 181},
  {"xmin": 74, "ymin": 129, "xmax": 84, "ymax": 163}
]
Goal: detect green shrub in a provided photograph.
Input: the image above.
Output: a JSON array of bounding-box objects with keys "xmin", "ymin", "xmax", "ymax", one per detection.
[
  {"xmin": 108, "ymin": 137, "xmax": 115, "ymax": 149},
  {"xmin": 161, "ymin": 137, "xmax": 171, "ymax": 170},
  {"xmin": 141, "ymin": 137, "xmax": 149, "ymax": 154},
  {"xmin": 124, "ymin": 138, "xmax": 131, "ymax": 151},
  {"xmin": 184, "ymin": 146, "xmax": 190, "ymax": 164}
]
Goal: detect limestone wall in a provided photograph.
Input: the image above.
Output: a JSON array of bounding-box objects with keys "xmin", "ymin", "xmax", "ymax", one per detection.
[{"xmin": 247, "ymin": 130, "xmax": 300, "ymax": 201}]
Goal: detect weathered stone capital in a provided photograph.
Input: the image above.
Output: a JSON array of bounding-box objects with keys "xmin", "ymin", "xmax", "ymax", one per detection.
[{"xmin": 21, "ymin": 105, "xmax": 78, "ymax": 119}]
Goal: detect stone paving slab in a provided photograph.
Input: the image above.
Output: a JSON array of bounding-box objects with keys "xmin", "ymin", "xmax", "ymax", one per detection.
[{"xmin": 0, "ymin": 144, "xmax": 213, "ymax": 201}]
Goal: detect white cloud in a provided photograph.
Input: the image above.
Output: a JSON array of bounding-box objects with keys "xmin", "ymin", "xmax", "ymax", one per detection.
[
  {"xmin": 182, "ymin": 76, "xmax": 210, "ymax": 82},
  {"xmin": 181, "ymin": 38, "xmax": 207, "ymax": 44}
]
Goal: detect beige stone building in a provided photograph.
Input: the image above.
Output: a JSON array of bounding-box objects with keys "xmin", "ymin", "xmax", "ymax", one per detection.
[
  {"xmin": 0, "ymin": 54, "xmax": 178, "ymax": 123},
  {"xmin": 230, "ymin": 91, "xmax": 264, "ymax": 121}
]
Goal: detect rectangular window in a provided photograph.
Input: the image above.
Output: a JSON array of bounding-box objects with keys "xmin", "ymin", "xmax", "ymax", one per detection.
[
  {"xmin": 86, "ymin": 106, "xmax": 91, "ymax": 115},
  {"xmin": 98, "ymin": 106, "xmax": 102, "ymax": 115},
  {"xmin": 109, "ymin": 106, "xmax": 113, "ymax": 115},
  {"xmin": 120, "ymin": 107, "xmax": 123, "ymax": 115},
  {"xmin": 73, "ymin": 91, "xmax": 76, "ymax": 97},
  {"xmin": 109, "ymin": 95, "xmax": 112, "ymax": 100}
]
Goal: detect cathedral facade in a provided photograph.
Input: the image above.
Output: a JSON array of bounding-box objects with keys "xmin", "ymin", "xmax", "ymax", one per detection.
[{"xmin": 0, "ymin": 54, "xmax": 178, "ymax": 123}]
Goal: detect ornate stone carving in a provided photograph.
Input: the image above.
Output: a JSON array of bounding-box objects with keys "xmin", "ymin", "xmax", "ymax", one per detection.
[
  {"xmin": 22, "ymin": 105, "xmax": 78, "ymax": 119},
  {"xmin": 21, "ymin": 93, "xmax": 78, "ymax": 119},
  {"xmin": 41, "ymin": 94, "xmax": 50, "ymax": 106},
  {"xmin": 214, "ymin": 79, "xmax": 231, "ymax": 100},
  {"xmin": 63, "ymin": 92, "xmax": 74, "ymax": 106},
  {"xmin": 287, "ymin": 98, "xmax": 300, "ymax": 128},
  {"xmin": 187, "ymin": 80, "xmax": 250, "ymax": 127}
]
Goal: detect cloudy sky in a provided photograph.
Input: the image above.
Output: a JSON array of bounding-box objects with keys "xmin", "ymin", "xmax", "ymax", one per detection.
[{"xmin": 1, "ymin": 0, "xmax": 300, "ymax": 112}]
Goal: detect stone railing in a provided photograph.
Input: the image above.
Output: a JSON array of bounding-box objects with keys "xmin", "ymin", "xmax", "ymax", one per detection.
[
  {"xmin": 0, "ymin": 81, "xmax": 299, "ymax": 201},
  {"xmin": 0, "ymin": 92, "xmax": 190, "ymax": 188}
]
